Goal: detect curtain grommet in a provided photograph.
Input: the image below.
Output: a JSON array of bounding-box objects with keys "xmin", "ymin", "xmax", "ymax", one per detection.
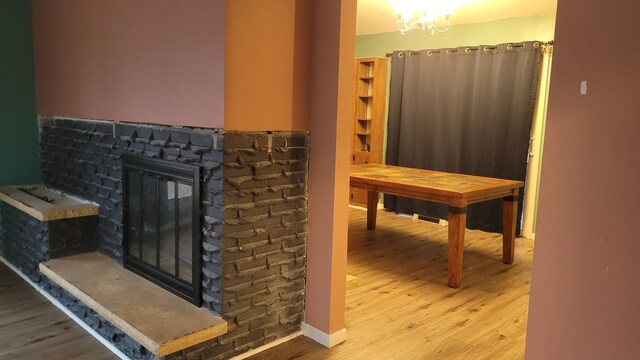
[{"xmin": 465, "ymin": 48, "xmax": 472, "ymax": 54}]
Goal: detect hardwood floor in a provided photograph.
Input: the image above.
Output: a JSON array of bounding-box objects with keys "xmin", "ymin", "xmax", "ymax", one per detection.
[
  {"xmin": 250, "ymin": 207, "xmax": 534, "ymax": 360},
  {"xmin": 0, "ymin": 261, "xmax": 118, "ymax": 360},
  {"xmin": 0, "ymin": 207, "xmax": 532, "ymax": 360}
]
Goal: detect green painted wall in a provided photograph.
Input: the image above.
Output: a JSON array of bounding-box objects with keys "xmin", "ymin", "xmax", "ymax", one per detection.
[
  {"xmin": 355, "ymin": 13, "xmax": 556, "ymax": 57},
  {"xmin": 0, "ymin": 1, "xmax": 39, "ymax": 186}
]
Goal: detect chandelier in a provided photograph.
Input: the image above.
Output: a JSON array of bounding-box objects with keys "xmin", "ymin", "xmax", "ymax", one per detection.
[{"xmin": 393, "ymin": 0, "xmax": 455, "ymax": 36}]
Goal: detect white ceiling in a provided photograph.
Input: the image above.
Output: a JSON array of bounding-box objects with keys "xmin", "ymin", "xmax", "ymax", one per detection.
[{"xmin": 356, "ymin": 0, "xmax": 558, "ymax": 35}]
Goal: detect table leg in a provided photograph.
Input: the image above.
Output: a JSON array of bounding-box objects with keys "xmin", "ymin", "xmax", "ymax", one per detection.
[
  {"xmin": 366, "ymin": 190, "xmax": 378, "ymax": 230},
  {"xmin": 502, "ymin": 196, "xmax": 518, "ymax": 264},
  {"xmin": 447, "ymin": 206, "xmax": 467, "ymax": 288}
]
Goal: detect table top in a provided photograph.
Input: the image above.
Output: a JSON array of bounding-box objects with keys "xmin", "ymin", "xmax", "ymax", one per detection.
[{"xmin": 350, "ymin": 164, "xmax": 523, "ymax": 206}]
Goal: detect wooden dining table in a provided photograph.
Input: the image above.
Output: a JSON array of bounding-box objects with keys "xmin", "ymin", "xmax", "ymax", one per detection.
[{"xmin": 349, "ymin": 164, "xmax": 524, "ymax": 288}]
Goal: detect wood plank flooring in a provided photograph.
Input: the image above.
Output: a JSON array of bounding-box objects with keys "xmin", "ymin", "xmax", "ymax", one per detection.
[
  {"xmin": 250, "ymin": 207, "xmax": 534, "ymax": 360},
  {"xmin": 0, "ymin": 207, "xmax": 533, "ymax": 360},
  {"xmin": 0, "ymin": 261, "xmax": 118, "ymax": 360}
]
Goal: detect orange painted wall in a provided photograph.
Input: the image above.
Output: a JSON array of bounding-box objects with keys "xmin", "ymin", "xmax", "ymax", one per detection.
[
  {"xmin": 304, "ymin": 0, "xmax": 356, "ymax": 334},
  {"xmin": 526, "ymin": 0, "xmax": 640, "ymax": 358},
  {"xmin": 32, "ymin": 0, "xmax": 225, "ymax": 128},
  {"xmin": 226, "ymin": 0, "xmax": 354, "ymax": 335},
  {"xmin": 224, "ymin": 0, "xmax": 310, "ymax": 131}
]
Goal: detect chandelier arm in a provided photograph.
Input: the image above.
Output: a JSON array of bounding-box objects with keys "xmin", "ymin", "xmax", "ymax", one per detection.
[
  {"xmin": 395, "ymin": 6, "xmax": 452, "ymax": 36},
  {"xmin": 396, "ymin": 19, "xmax": 415, "ymax": 35},
  {"xmin": 432, "ymin": 19, "xmax": 451, "ymax": 33}
]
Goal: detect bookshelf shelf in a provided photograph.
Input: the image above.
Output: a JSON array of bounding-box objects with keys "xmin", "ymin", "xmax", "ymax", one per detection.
[{"xmin": 350, "ymin": 57, "xmax": 388, "ymax": 206}]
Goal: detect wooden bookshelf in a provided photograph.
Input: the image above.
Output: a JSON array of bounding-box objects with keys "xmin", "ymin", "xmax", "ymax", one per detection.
[{"xmin": 350, "ymin": 57, "xmax": 388, "ymax": 206}]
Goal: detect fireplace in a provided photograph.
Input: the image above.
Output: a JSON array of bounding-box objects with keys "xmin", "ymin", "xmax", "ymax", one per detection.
[
  {"xmin": 0, "ymin": 117, "xmax": 312, "ymax": 359},
  {"xmin": 122, "ymin": 154, "xmax": 201, "ymax": 305}
]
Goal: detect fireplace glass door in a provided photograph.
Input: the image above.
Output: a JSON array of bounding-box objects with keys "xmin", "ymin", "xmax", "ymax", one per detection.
[{"xmin": 123, "ymin": 154, "xmax": 201, "ymax": 305}]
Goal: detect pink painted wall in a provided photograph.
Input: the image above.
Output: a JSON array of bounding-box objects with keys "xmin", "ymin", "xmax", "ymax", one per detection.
[
  {"xmin": 32, "ymin": 0, "xmax": 225, "ymax": 128},
  {"xmin": 225, "ymin": 0, "xmax": 311, "ymax": 131},
  {"xmin": 526, "ymin": 0, "xmax": 640, "ymax": 358},
  {"xmin": 305, "ymin": 0, "xmax": 355, "ymax": 335}
]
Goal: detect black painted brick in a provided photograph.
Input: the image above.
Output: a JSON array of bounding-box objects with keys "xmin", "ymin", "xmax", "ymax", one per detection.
[
  {"xmin": 223, "ymin": 164, "xmax": 254, "ymax": 178},
  {"xmin": 135, "ymin": 126, "xmax": 153, "ymax": 141},
  {"xmin": 35, "ymin": 119, "xmax": 309, "ymax": 359},
  {"xmin": 115, "ymin": 123, "xmax": 138, "ymax": 137},
  {"xmin": 93, "ymin": 121, "xmax": 114, "ymax": 135},
  {"xmin": 223, "ymin": 133, "xmax": 266, "ymax": 150},
  {"xmin": 185, "ymin": 131, "xmax": 309, "ymax": 360},
  {"xmin": 190, "ymin": 132, "xmax": 214, "ymax": 147},
  {"xmin": 168, "ymin": 129, "xmax": 192, "ymax": 146},
  {"xmin": 202, "ymin": 151, "xmax": 224, "ymax": 163}
]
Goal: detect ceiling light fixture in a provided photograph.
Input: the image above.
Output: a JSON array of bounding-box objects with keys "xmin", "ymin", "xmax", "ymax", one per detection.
[{"xmin": 393, "ymin": 0, "xmax": 456, "ymax": 36}]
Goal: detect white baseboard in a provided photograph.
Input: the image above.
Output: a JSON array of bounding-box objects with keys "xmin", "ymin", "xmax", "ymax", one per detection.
[
  {"xmin": 521, "ymin": 230, "xmax": 536, "ymax": 240},
  {"xmin": 302, "ymin": 323, "xmax": 347, "ymax": 348},
  {"xmin": 0, "ymin": 256, "xmax": 130, "ymax": 360},
  {"xmin": 230, "ymin": 331, "xmax": 303, "ymax": 360}
]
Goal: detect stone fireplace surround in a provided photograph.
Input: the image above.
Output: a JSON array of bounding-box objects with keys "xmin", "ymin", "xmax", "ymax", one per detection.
[{"xmin": 1, "ymin": 117, "xmax": 309, "ymax": 359}]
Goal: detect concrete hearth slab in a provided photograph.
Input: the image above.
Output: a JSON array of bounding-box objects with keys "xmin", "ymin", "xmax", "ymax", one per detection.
[{"xmin": 40, "ymin": 252, "xmax": 227, "ymax": 357}]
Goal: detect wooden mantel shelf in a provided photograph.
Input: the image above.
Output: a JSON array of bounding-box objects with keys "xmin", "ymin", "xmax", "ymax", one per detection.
[
  {"xmin": 0, "ymin": 185, "xmax": 98, "ymax": 221},
  {"xmin": 39, "ymin": 252, "xmax": 227, "ymax": 357}
]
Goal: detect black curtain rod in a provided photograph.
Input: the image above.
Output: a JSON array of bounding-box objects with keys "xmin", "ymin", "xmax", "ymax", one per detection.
[{"xmin": 385, "ymin": 40, "xmax": 554, "ymax": 57}]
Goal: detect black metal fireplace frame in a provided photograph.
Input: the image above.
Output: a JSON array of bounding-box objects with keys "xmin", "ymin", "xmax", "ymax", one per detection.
[{"xmin": 122, "ymin": 153, "xmax": 202, "ymax": 305}]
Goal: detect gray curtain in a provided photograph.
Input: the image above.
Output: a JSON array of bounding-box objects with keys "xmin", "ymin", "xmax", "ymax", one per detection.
[{"xmin": 384, "ymin": 41, "xmax": 543, "ymax": 233}]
